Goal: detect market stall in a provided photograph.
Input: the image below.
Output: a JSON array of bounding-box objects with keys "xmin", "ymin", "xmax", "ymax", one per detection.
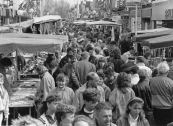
[
  {"xmin": 135, "ymin": 29, "xmax": 173, "ymax": 42},
  {"xmin": 5, "ymin": 20, "xmax": 34, "ymax": 29},
  {"xmin": 141, "ymin": 34, "xmax": 173, "ymax": 49},
  {"xmin": 0, "ymin": 35, "xmax": 65, "ymax": 123},
  {"xmin": 0, "ymin": 33, "xmax": 68, "ymax": 43},
  {"xmin": 86, "ymin": 20, "xmax": 121, "ymax": 26}
]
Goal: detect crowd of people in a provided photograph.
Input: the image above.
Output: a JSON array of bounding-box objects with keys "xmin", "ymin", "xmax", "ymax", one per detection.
[{"xmin": 0, "ymin": 25, "xmax": 173, "ymax": 126}]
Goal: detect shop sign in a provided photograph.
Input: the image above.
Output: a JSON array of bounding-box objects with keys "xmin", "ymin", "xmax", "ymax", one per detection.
[{"xmin": 165, "ymin": 9, "xmax": 173, "ymax": 20}]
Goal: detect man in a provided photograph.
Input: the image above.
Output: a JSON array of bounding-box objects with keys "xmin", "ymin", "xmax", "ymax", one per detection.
[
  {"xmin": 74, "ymin": 72, "xmax": 105, "ymax": 111},
  {"xmin": 36, "ymin": 65, "xmax": 55, "ymax": 102},
  {"xmin": 61, "ymin": 55, "xmax": 79, "ymax": 91},
  {"xmin": 123, "ymin": 46, "xmax": 135, "ymax": 58},
  {"xmin": 87, "ymin": 46, "xmax": 98, "ymax": 65},
  {"xmin": 107, "ymin": 41, "xmax": 118, "ymax": 53},
  {"xmin": 76, "ymin": 88, "xmax": 101, "ymax": 119},
  {"xmin": 136, "ymin": 56, "xmax": 152, "ymax": 78},
  {"xmin": 94, "ymin": 102, "xmax": 116, "ymax": 126},
  {"xmin": 72, "ymin": 52, "xmax": 96, "ymax": 85},
  {"xmin": 0, "ymin": 57, "xmax": 13, "ymax": 96},
  {"xmin": 59, "ymin": 47, "xmax": 74, "ymax": 68},
  {"xmin": 150, "ymin": 62, "xmax": 173, "ymax": 126},
  {"xmin": 121, "ymin": 53, "xmax": 135, "ymax": 71}
]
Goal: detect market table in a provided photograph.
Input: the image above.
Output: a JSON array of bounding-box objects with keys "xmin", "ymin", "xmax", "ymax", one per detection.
[{"xmin": 9, "ymin": 80, "xmax": 40, "ymax": 119}]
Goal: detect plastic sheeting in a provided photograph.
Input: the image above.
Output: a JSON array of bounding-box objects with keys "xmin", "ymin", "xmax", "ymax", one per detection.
[{"xmin": 34, "ymin": 15, "xmax": 61, "ymax": 24}]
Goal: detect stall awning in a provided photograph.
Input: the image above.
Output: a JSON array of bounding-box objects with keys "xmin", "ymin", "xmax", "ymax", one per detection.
[
  {"xmin": 135, "ymin": 29, "xmax": 173, "ymax": 42},
  {"xmin": 132, "ymin": 27, "xmax": 170, "ymax": 34},
  {"xmin": 5, "ymin": 20, "xmax": 34, "ymax": 28},
  {"xmin": 141, "ymin": 34, "xmax": 173, "ymax": 49},
  {"xmin": 0, "ymin": 37, "xmax": 63, "ymax": 53},
  {"xmin": 34, "ymin": 15, "xmax": 62, "ymax": 24},
  {"xmin": 86, "ymin": 20, "xmax": 121, "ymax": 26},
  {"xmin": 0, "ymin": 33, "xmax": 68, "ymax": 42}
]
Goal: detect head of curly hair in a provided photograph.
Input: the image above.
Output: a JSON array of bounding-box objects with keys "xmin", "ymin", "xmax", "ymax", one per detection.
[{"xmin": 56, "ymin": 103, "xmax": 76, "ymax": 124}]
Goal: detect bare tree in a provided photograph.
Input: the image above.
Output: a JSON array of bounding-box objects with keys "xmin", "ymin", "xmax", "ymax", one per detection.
[{"xmin": 43, "ymin": 0, "xmax": 71, "ymax": 18}]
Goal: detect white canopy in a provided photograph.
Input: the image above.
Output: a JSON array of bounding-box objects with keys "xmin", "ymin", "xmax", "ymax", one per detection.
[
  {"xmin": 4, "ymin": 20, "xmax": 34, "ymax": 28},
  {"xmin": 86, "ymin": 20, "xmax": 121, "ymax": 26},
  {"xmin": 34, "ymin": 15, "xmax": 62, "ymax": 24}
]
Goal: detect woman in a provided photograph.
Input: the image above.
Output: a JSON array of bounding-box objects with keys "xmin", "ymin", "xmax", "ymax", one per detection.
[
  {"xmin": 108, "ymin": 48, "xmax": 125, "ymax": 73},
  {"xmin": 109, "ymin": 72, "xmax": 135, "ymax": 123},
  {"xmin": 38, "ymin": 95, "xmax": 61, "ymax": 126},
  {"xmin": 96, "ymin": 57, "xmax": 107, "ymax": 72},
  {"xmin": 116, "ymin": 97, "xmax": 149, "ymax": 126},
  {"xmin": 48, "ymin": 74, "xmax": 76, "ymax": 105},
  {"xmin": 73, "ymin": 115, "xmax": 93, "ymax": 126},
  {"xmin": 56, "ymin": 103, "xmax": 76, "ymax": 126}
]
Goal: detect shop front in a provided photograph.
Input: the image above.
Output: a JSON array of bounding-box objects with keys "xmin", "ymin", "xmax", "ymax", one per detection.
[{"xmin": 152, "ymin": 0, "xmax": 173, "ymax": 28}]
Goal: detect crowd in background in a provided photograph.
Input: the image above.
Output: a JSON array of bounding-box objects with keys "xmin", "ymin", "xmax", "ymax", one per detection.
[{"xmin": 0, "ymin": 24, "xmax": 173, "ymax": 126}]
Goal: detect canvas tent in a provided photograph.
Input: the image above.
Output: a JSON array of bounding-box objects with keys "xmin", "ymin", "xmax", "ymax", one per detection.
[
  {"xmin": 0, "ymin": 33, "xmax": 68, "ymax": 43},
  {"xmin": 141, "ymin": 34, "xmax": 173, "ymax": 49},
  {"xmin": 0, "ymin": 37, "xmax": 64, "ymax": 54},
  {"xmin": 5, "ymin": 20, "xmax": 34, "ymax": 28},
  {"xmin": 86, "ymin": 20, "xmax": 121, "ymax": 26},
  {"xmin": 135, "ymin": 29, "xmax": 173, "ymax": 42}
]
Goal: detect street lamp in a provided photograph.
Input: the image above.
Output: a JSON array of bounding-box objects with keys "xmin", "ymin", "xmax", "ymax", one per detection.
[{"xmin": 17, "ymin": 10, "xmax": 24, "ymax": 33}]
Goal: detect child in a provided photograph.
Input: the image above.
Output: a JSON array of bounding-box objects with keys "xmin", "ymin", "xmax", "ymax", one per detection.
[
  {"xmin": 116, "ymin": 97, "xmax": 149, "ymax": 126},
  {"xmin": 97, "ymin": 71, "xmax": 111, "ymax": 102},
  {"xmin": 0, "ymin": 73, "xmax": 9, "ymax": 125}
]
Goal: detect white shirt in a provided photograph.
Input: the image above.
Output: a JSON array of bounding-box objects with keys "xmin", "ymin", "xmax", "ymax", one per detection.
[{"xmin": 128, "ymin": 114, "xmax": 139, "ymax": 126}]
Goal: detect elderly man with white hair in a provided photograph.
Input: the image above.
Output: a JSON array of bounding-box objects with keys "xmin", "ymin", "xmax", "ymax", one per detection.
[{"xmin": 150, "ymin": 62, "xmax": 173, "ymax": 126}]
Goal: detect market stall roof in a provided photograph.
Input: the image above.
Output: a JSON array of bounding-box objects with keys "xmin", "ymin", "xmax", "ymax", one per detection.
[
  {"xmin": 4, "ymin": 20, "xmax": 34, "ymax": 28},
  {"xmin": 132, "ymin": 27, "xmax": 170, "ymax": 34},
  {"xmin": 0, "ymin": 26, "xmax": 10, "ymax": 31},
  {"xmin": 0, "ymin": 33, "xmax": 68, "ymax": 42},
  {"xmin": 135, "ymin": 29, "xmax": 173, "ymax": 42},
  {"xmin": 73, "ymin": 20, "xmax": 93, "ymax": 25},
  {"xmin": 34, "ymin": 15, "xmax": 62, "ymax": 24},
  {"xmin": 86, "ymin": 20, "xmax": 121, "ymax": 26},
  {"xmin": 0, "ymin": 37, "xmax": 63, "ymax": 54},
  {"xmin": 141, "ymin": 34, "xmax": 173, "ymax": 49}
]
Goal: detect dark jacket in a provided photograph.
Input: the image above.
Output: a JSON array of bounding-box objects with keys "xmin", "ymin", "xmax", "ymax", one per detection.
[
  {"xmin": 76, "ymin": 105, "xmax": 94, "ymax": 120},
  {"xmin": 132, "ymin": 79, "xmax": 153, "ymax": 114},
  {"xmin": 59, "ymin": 55, "xmax": 69, "ymax": 68},
  {"xmin": 109, "ymin": 58, "xmax": 125, "ymax": 73},
  {"xmin": 72, "ymin": 60, "xmax": 96, "ymax": 85},
  {"xmin": 121, "ymin": 60, "xmax": 135, "ymax": 72},
  {"xmin": 89, "ymin": 55, "xmax": 98, "ymax": 65}
]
